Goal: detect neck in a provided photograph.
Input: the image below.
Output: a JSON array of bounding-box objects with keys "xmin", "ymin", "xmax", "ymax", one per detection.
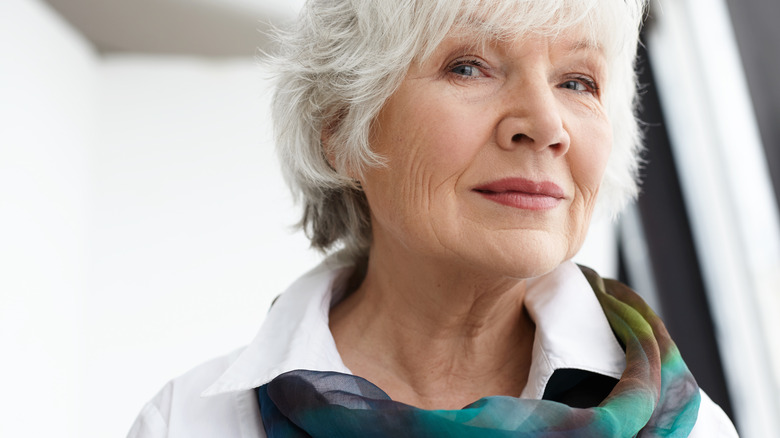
[{"xmin": 329, "ymin": 237, "xmax": 536, "ymax": 410}]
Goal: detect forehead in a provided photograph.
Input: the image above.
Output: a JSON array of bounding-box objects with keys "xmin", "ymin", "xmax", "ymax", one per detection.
[{"xmin": 440, "ymin": 25, "xmax": 604, "ymax": 55}]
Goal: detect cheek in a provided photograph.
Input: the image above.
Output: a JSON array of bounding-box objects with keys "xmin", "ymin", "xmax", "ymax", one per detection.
[
  {"xmin": 559, "ymin": 125, "xmax": 610, "ymax": 261},
  {"xmin": 373, "ymin": 102, "xmax": 484, "ymax": 206},
  {"xmin": 364, "ymin": 107, "xmax": 450, "ymax": 228},
  {"xmin": 571, "ymin": 120, "xmax": 612, "ymax": 207}
]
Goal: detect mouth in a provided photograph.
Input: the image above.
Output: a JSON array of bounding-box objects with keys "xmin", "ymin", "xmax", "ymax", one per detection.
[{"xmin": 473, "ymin": 178, "xmax": 565, "ymax": 211}]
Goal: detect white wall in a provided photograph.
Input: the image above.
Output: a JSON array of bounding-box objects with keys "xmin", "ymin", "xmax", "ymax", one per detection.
[
  {"xmin": 88, "ymin": 56, "xmax": 322, "ymax": 436},
  {"xmin": 2, "ymin": 2, "xmax": 322, "ymax": 436},
  {"xmin": 0, "ymin": 0, "xmax": 95, "ymax": 436}
]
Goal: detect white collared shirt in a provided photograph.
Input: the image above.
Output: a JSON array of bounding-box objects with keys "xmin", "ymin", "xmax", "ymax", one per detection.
[{"xmin": 128, "ymin": 259, "xmax": 738, "ymax": 437}]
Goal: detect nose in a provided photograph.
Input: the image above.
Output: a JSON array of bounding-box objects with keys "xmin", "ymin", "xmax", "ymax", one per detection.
[{"xmin": 495, "ymin": 83, "xmax": 570, "ymax": 156}]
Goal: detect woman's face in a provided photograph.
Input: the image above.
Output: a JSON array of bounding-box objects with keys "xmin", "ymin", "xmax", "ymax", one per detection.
[{"xmin": 360, "ymin": 29, "xmax": 612, "ymax": 279}]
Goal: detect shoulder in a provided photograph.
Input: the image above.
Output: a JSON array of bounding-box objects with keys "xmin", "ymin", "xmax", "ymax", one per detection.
[
  {"xmin": 126, "ymin": 349, "xmax": 266, "ymax": 438},
  {"xmin": 690, "ymin": 390, "xmax": 739, "ymax": 437}
]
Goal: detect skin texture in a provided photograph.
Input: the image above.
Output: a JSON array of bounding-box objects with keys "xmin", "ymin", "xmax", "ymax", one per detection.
[{"xmin": 329, "ymin": 28, "xmax": 612, "ymax": 410}]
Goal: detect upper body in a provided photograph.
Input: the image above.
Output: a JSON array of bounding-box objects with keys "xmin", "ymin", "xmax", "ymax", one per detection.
[
  {"xmin": 132, "ymin": 0, "xmax": 740, "ymax": 435},
  {"xmin": 128, "ymin": 259, "xmax": 738, "ymax": 437}
]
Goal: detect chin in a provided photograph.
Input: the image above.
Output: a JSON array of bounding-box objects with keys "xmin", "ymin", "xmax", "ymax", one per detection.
[
  {"xmin": 468, "ymin": 232, "xmax": 572, "ymax": 280},
  {"xmin": 509, "ymin": 252, "xmax": 567, "ymax": 279}
]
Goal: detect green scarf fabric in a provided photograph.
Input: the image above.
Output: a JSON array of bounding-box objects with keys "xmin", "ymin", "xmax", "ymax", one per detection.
[{"xmin": 257, "ymin": 266, "xmax": 700, "ymax": 437}]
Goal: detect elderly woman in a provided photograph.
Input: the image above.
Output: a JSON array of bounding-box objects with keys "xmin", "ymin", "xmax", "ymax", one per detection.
[{"xmin": 129, "ymin": 0, "xmax": 738, "ymax": 436}]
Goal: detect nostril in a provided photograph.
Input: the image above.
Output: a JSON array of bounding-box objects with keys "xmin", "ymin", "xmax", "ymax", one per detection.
[{"xmin": 511, "ymin": 134, "xmax": 524, "ymax": 142}]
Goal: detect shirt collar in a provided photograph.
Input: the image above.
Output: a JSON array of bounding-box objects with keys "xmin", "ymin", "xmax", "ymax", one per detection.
[
  {"xmin": 202, "ymin": 259, "xmax": 625, "ymax": 398},
  {"xmin": 520, "ymin": 260, "xmax": 626, "ymax": 398},
  {"xmin": 202, "ymin": 257, "xmax": 352, "ymax": 397}
]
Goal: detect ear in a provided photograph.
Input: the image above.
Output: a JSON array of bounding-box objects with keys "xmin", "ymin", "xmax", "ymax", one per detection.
[{"xmin": 321, "ymin": 110, "xmax": 360, "ymax": 180}]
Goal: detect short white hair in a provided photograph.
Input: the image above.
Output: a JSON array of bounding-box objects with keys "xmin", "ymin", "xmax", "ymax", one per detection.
[{"xmin": 272, "ymin": 0, "xmax": 648, "ymax": 262}]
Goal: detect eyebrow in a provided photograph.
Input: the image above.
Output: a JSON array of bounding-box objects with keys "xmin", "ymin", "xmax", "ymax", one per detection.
[
  {"xmin": 563, "ymin": 39, "xmax": 604, "ymax": 54},
  {"xmin": 486, "ymin": 30, "xmax": 606, "ymax": 56}
]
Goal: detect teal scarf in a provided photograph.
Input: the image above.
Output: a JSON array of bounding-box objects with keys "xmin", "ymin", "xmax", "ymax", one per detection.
[{"xmin": 257, "ymin": 267, "xmax": 700, "ymax": 437}]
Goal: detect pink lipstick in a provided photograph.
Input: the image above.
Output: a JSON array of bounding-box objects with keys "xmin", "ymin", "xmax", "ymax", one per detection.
[{"xmin": 474, "ymin": 178, "xmax": 564, "ymax": 210}]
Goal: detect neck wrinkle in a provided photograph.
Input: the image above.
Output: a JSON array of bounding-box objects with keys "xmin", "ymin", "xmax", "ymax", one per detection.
[{"xmin": 329, "ymin": 242, "xmax": 536, "ymax": 409}]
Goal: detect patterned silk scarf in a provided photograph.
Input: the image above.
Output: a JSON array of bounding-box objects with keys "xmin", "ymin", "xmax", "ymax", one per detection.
[{"xmin": 257, "ymin": 266, "xmax": 701, "ymax": 437}]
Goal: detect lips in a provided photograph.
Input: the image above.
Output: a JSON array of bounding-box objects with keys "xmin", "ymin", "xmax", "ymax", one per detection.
[{"xmin": 473, "ymin": 178, "xmax": 564, "ymax": 210}]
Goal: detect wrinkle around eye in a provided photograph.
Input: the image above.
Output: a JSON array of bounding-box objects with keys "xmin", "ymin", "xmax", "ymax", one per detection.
[{"xmin": 556, "ymin": 85, "xmax": 606, "ymax": 116}]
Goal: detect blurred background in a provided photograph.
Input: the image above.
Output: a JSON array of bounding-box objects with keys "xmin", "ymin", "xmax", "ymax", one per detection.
[{"xmin": 1, "ymin": 0, "xmax": 778, "ymax": 436}]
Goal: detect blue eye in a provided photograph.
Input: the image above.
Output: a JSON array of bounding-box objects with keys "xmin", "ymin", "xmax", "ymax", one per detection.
[
  {"xmin": 451, "ymin": 64, "xmax": 478, "ymax": 77},
  {"xmin": 561, "ymin": 80, "xmax": 586, "ymax": 91},
  {"xmin": 560, "ymin": 77, "xmax": 599, "ymax": 94},
  {"xmin": 448, "ymin": 59, "xmax": 486, "ymax": 78}
]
